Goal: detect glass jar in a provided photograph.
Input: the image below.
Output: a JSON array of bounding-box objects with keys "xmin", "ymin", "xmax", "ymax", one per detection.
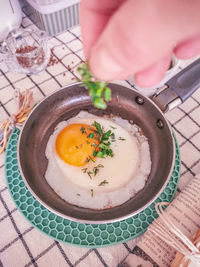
[{"xmin": 0, "ymin": 28, "xmax": 50, "ymax": 75}]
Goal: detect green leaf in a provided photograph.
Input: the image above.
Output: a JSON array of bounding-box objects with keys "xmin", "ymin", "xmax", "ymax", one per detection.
[
  {"xmin": 106, "ymin": 149, "xmax": 114, "ymax": 157},
  {"xmin": 88, "ymin": 133, "xmax": 94, "ymax": 139},
  {"xmin": 118, "ymin": 137, "xmax": 125, "ymax": 141},
  {"xmin": 93, "ymin": 121, "xmax": 103, "ymax": 134},
  {"xmin": 96, "ymin": 151, "xmax": 105, "ymax": 158},
  {"xmin": 94, "ymin": 98, "xmax": 107, "ymax": 110},
  {"xmin": 89, "ymin": 88, "xmax": 97, "ymax": 101},
  {"xmin": 87, "ymin": 81, "xmax": 97, "ymax": 90},
  {"xmin": 103, "ymin": 130, "xmax": 112, "ymax": 138},
  {"xmin": 99, "ymin": 143, "xmax": 108, "ymax": 149},
  {"xmin": 80, "ymin": 126, "xmax": 86, "ymax": 134},
  {"xmin": 91, "ymin": 189, "xmax": 94, "ymax": 197},
  {"xmin": 104, "ymin": 87, "xmax": 111, "ymax": 101},
  {"xmin": 98, "ymin": 180, "xmax": 109, "ymax": 186},
  {"xmin": 87, "ymin": 171, "xmax": 93, "ymax": 179},
  {"xmin": 93, "ymin": 167, "xmax": 99, "ymax": 176},
  {"xmin": 77, "ymin": 63, "xmax": 111, "ymax": 110},
  {"xmin": 98, "ymin": 81, "xmax": 107, "ymax": 89},
  {"xmin": 81, "ymin": 168, "xmax": 88, "ymax": 173},
  {"xmin": 96, "ymin": 87, "xmax": 104, "ymax": 97},
  {"xmin": 93, "ymin": 150, "xmax": 97, "ymax": 157}
]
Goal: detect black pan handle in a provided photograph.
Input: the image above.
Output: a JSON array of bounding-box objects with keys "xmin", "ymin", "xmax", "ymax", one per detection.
[
  {"xmin": 152, "ymin": 58, "xmax": 200, "ymax": 113},
  {"xmin": 166, "ymin": 58, "xmax": 200, "ymax": 102}
]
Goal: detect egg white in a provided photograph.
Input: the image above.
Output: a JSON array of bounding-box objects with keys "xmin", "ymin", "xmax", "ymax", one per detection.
[{"xmin": 45, "ymin": 111, "xmax": 151, "ymax": 209}]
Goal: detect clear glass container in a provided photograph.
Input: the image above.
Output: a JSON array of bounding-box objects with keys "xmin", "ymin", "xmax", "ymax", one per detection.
[{"xmin": 0, "ymin": 28, "xmax": 50, "ymax": 75}]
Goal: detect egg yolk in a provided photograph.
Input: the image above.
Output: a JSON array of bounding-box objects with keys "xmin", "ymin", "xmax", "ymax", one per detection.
[{"xmin": 55, "ymin": 123, "xmax": 99, "ymax": 166}]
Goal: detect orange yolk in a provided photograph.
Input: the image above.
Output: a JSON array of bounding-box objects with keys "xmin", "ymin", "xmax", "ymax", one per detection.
[{"xmin": 55, "ymin": 123, "xmax": 99, "ymax": 166}]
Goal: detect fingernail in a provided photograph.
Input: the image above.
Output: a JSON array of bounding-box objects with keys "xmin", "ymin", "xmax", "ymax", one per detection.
[{"xmin": 89, "ymin": 46, "xmax": 124, "ymax": 81}]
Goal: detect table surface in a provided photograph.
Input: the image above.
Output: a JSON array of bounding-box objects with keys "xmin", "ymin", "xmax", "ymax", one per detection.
[{"xmin": 0, "ymin": 15, "xmax": 200, "ymax": 267}]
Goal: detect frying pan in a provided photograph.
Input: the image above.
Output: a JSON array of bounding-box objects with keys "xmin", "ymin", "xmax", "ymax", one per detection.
[{"xmin": 18, "ymin": 59, "xmax": 200, "ymax": 224}]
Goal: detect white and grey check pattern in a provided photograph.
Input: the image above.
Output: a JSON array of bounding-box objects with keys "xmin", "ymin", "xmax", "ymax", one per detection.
[{"xmin": 0, "ymin": 15, "xmax": 200, "ymax": 267}]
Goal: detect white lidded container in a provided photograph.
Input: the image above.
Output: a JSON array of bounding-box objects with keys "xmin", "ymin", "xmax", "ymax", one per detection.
[
  {"xmin": 20, "ymin": 0, "xmax": 79, "ymax": 36},
  {"xmin": 0, "ymin": 0, "xmax": 22, "ymax": 42},
  {"xmin": 31, "ymin": 0, "xmax": 66, "ymax": 4}
]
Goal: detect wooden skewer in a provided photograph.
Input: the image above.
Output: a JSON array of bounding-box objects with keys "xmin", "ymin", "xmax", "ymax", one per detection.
[
  {"xmin": 0, "ymin": 89, "xmax": 35, "ymax": 154},
  {"xmin": 0, "ymin": 120, "xmax": 11, "ymax": 154}
]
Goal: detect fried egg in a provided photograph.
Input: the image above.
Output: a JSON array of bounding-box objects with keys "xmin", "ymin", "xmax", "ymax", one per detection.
[{"xmin": 45, "ymin": 111, "xmax": 151, "ymax": 209}]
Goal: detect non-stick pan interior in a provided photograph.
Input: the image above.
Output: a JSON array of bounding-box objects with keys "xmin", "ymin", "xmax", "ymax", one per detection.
[{"xmin": 18, "ymin": 83, "xmax": 174, "ymax": 223}]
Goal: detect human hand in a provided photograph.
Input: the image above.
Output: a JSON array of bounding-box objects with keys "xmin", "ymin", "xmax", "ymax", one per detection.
[{"xmin": 80, "ymin": 0, "xmax": 200, "ymax": 88}]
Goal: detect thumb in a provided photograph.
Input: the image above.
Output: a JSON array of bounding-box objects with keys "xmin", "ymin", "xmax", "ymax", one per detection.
[
  {"xmin": 89, "ymin": 0, "xmax": 200, "ymax": 81},
  {"xmin": 134, "ymin": 52, "xmax": 172, "ymax": 88}
]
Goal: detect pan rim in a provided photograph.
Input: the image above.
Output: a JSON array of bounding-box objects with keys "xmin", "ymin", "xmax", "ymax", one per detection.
[{"xmin": 17, "ymin": 82, "xmax": 175, "ymax": 224}]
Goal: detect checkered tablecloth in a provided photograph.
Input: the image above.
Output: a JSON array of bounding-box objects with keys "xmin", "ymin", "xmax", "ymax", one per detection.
[{"xmin": 0, "ymin": 15, "xmax": 200, "ymax": 267}]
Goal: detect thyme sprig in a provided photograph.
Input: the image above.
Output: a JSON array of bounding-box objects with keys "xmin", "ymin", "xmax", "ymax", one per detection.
[
  {"xmin": 87, "ymin": 171, "xmax": 93, "ymax": 179},
  {"xmin": 77, "ymin": 63, "xmax": 111, "ymax": 109},
  {"xmin": 82, "ymin": 164, "xmax": 104, "ymax": 179},
  {"xmin": 93, "ymin": 164, "xmax": 104, "ymax": 176},
  {"xmin": 98, "ymin": 180, "xmax": 109, "ymax": 186},
  {"xmin": 91, "ymin": 189, "xmax": 94, "ymax": 197}
]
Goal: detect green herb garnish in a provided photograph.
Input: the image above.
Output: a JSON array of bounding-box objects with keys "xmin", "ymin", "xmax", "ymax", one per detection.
[
  {"xmin": 118, "ymin": 137, "xmax": 125, "ymax": 141},
  {"xmin": 93, "ymin": 167, "xmax": 99, "ymax": 176},
  {"xmin": 77, "ymin": 63, "xmax": 111, "ymax": 109},
  {"xmin": 91, "ymin": 189, "xmax": 94, "ymax": 197},
  {"xmin": 111, "ymin": 133, "xmax": 115, "ymax": 139},
  {"xmin": 82, "ymin": 164, "xmax": 104, "ymax": 178},
  {"xmin": 80, "ymin": 126, "xmax": 86, "ymax": 134},
  {"xmin": 93, "ymin": 164, "xmax": 104, "ymax": 176},
  {"xmin": 88, "ymin": 133, "xmax": 94, "ymax": 139},
  {"xmin": 80, "ymin": 120, "xmax": 115, "ymax": 161},
  {"xmin": 93, "ymin": 121, "xmax": 103, "ymax": 135},
  {"xmin": 92, "ymin": 120, "xmax": 114, "ymax": 159},
  {"xmin": 99, "ymin": 180, "xmax": 109, "ymax": 186},
  {"xmin": 110, "ymin": 126, "xmax": 116, "ymax": 129},
  {"xmin": 89, "ymin": 156, "xmax": 95, "ymax": 163},
  {"xmin": 81, "ymin": 168, "xmax": 88, "ymax": 173},
  {"xmin": 87, "ymin": 171, "xmax": 93, "ymax": 179},
  {"xmin": 93, "ymin": 150, "xmax": 98, "ymax": 157},
  {"xmin": 86, "ymin": 157, "xmax": 90, "ymax": 162},
  {"xmin": 97, "ymin": 164, "xmax": 104, "ymax": 168}
]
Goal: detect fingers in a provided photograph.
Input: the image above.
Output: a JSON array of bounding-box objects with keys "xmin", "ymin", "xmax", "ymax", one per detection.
[
  {"xmin": 80, "ymin": 0, "xmax": 125, "ymax": 58},
  {"xmin": 174, "ymin": 35, "xmax": 200, "ymax": 59},
  {"xmin": 88, "ymin": 0, "xmax": 200, "ymax": 81},
  {"xmin": 134, "ymin": 53, "xmax": 172, "ymax": 88}
]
